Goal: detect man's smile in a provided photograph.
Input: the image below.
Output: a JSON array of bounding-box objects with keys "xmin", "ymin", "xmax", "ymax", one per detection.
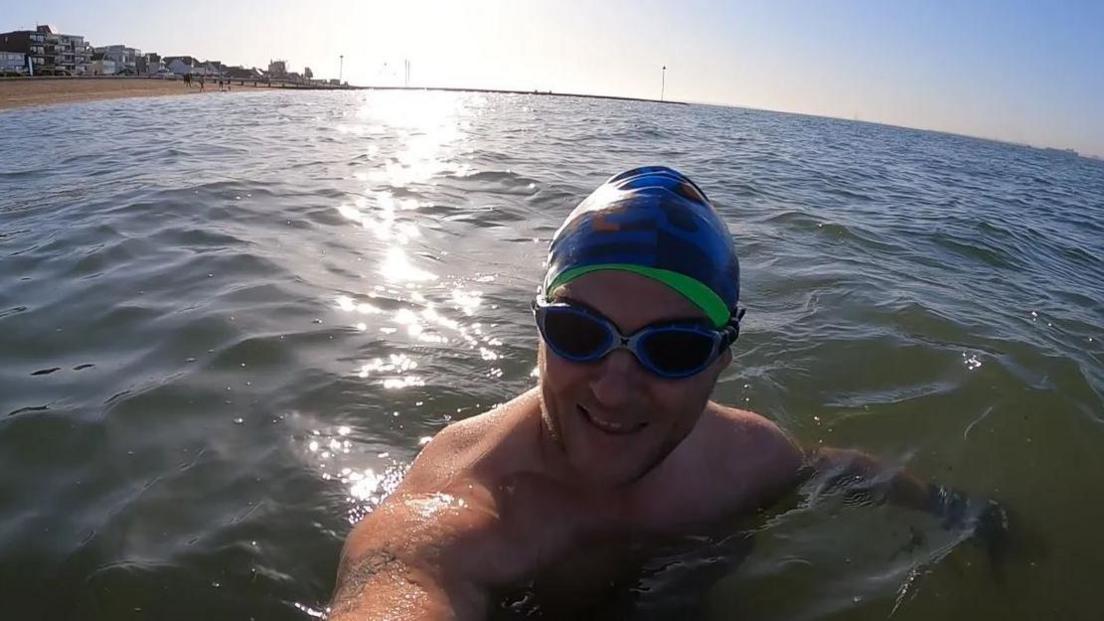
[{"xmin": 577, "ymin": 404, "xmax": 648, "ymax": 435}]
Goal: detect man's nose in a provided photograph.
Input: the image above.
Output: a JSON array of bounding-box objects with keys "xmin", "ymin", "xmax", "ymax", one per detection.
[{"xmin": 589, "ymin": 349, "xmax": 641, "ymax": 408}]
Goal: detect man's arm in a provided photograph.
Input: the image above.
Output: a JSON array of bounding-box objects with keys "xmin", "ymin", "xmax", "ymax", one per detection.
[
  {"xmin": 331, "ymin": 475, "xmax": 608, "ymax": 620},
  {"xmin": 330, "ymin": 415, "xmax": 510, "ymax": 621},
  {"xmin": 803, "ymin": 446, "xmax": 1011, "ymax": 563},
  {"xmin": 330, "ymin": 491, "xmax": 491, "ymax": 621},
  {"xmin": 701, "ymin": 407, "xmax": 1007, "ymax": 537},
  {"xmin": 804, "ymin": 447, "xmax": 932, "ymax": 509},
  {"xmin": 330, "ymin": 413, "xmax": 602, "ymax": 620},
  {"xmin": 708, "ymin": 409, "xmax": 1009, "ymax": 552}
]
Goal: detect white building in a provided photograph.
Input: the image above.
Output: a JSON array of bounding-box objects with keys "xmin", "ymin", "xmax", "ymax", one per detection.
[
  {"xmin": 137, "ymin": 53, "xmax": 165, "ymax": 74},
  {"xmin": 268, "ymin": 59, "xmax": 287, "ymax": 78},
  {"xmin": 0, "ymin": 25, "xmax": 90, "ymax": 75},
  {"xmin": 94, "ymin": 45, "xmax": 141, "ymax": 73},
  {"xmin": 87, "ymin": 58, "xmax": 118, "ymax": 75},
  {"xmin": 192, "ymin": 62, "xmax": 222, "ymax": 77},
  {"xmin": 0, "ymin": 50, "xmax": 26, "ymax": 74},
  {"xmin": 166, "ymin": 58, "xmax": 194, "ymax": 75}
]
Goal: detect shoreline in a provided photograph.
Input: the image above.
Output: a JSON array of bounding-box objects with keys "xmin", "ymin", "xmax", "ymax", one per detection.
[
  {"xmin": 0, "ymin": 76, "xmax": 345, "ymax": 111},
  {"xmin": 0, "ymin": 76, "xmax": 686, "ymax": 112}
]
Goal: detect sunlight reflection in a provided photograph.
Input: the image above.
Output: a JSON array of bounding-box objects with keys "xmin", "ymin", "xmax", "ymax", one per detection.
[
  {"xmin": 391, "ymin": 307, "xmax": 447, "ymax": 343},
  {"xmin": 351, "ymin": 92, "xmax": 480, "ymax": 187},
  {"xmin": 335, "ymin": 295, "xmax": 382, "ymax": 315},
  {"xmin": 335, "ymin": 295, "xmax": 383, "ymax": 332},
  {"xmin": 342, "ymin": 463, "xmax": 408, "ymax": 524},
  {"xmin": 289, "ymin": 411, "xmax": 410, "ymax": 525},
  {"xmin": 451, "ymin": 288, "xmax": 482, "ymax": 315},
  {"xmin": 358, "ymin": 353, "xmax": 417, "ymax": 376},
  {"xmin": 380, "ymin": 247, "xmax": 437, "ymax": 282},
  {"xmin": 331, "ymin": 93, "xmax": 509, "ymax": 381},
  {"xmin": 336, "ymin": 192, "xmax": 421, "ymax": 243},
  {"xmin": 383, "ymin": 376, "xmax": 427, "ymax": 389},
  {"xmin": 961, "ymin": 352, "xmax": 983, "ymax": 370},
  {"xmin": 355, "ymin": 353, "xmax": 428, "ymax": 389},
  {"xmin": 340, "ymin": 292, "xmax": 507, "ymax": 384},
  {"xmin": 292, "ymin": 602, "xmax": 327, "ymax": 619}
]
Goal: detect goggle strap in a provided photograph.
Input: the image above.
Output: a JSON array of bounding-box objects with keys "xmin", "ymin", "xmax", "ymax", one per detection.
[{"xmin": 721, "ymin": 307, "xmax": 747, "ymax": 348}]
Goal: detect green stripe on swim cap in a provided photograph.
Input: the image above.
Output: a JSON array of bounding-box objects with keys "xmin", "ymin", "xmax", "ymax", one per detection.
[{"xmin": 546, "ymin": 264, "xmax": 732, "ymax": 328}]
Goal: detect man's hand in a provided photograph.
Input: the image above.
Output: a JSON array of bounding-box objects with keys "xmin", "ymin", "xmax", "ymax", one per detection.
[{"xmin": 926, "ymin": 485, "xmax": 1014, "ymax": 578}]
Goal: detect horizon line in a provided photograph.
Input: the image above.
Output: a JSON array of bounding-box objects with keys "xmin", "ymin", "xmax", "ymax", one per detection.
[{"xmin": 345, "ymin": 82, "xmax": 1102, "ymax": 160}]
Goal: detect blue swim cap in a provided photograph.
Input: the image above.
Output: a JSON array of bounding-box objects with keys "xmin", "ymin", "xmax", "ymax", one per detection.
[{"xmin": 544, "ymin": 166, "xmax": 740, "ymax": 327}]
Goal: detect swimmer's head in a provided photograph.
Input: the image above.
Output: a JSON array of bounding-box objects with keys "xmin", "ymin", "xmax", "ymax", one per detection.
[{"xmin": 543, "ymin": 166, "xmax": 740, "ymax": 328}]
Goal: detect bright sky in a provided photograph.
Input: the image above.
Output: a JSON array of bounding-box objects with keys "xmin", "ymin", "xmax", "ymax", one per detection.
[{"xmin": 8, "ymin": 0, "xmax": 1103, "ymax": 156}]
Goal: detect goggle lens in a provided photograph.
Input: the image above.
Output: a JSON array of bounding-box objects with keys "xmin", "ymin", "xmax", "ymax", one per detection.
[
  {"xmin": 535, "ymin": 299, "xmax": 728, "ymax": 378},
  {"xmin": 541, "ymin": 307, "xmax": 612, "ymax": 360},
  {"xmin": 638, "ymin": 328, "xmax": 717, "ymax": 376}
]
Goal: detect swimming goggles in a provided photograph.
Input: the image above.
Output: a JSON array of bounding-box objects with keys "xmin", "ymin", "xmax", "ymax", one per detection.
[{"xmin": 532, "ymin": 296, "xmax": 744, "ymax": 379}]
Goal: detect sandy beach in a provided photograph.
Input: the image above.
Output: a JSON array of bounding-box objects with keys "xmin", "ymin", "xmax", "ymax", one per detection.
[{"xmin": 0, "ymin": 77, "xmax": 272, "ymax": 111}]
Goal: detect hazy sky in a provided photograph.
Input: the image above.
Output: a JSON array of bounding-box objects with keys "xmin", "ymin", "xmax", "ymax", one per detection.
[{"xmin": 7, "ymin": 0, "xmax": 1103, "ymax": 156}]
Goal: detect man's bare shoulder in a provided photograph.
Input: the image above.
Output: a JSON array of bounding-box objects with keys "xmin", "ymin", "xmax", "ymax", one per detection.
[
  {"xmin": 702, "ymin": 402, "xmax": 791, "ymax": 438},
  {"xmin": 700, "ymin": 402, "xmax": 803, "ymax": 468},
  {"xmin": 632, "ymin": 403, "xmax": 804, "ymax": 527},
  {"xmin": 693, "ymin": 403, "xmax": 804, "ymax": 506},
  {"xmin": 398, "ymin": 388, "xmax": 541, "ymax": 494},
  {"xmin": 336, "ymin": 391, "xmax": 543, "ymax": 593}
]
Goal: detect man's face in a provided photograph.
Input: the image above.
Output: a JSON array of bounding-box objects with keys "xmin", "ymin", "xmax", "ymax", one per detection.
[{"xmin": 537, "ymin": 270, "xmax": 731, "ymax": 489}]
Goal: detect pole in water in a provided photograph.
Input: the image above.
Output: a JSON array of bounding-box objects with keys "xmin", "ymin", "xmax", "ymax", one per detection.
[{"xmin": 661, "ymin": 65, "xmax": 666, "ymax": 101}]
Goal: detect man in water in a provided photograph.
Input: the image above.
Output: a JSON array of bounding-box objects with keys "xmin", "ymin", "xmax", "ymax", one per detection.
[{"xmin": 330, "ymin": 166, "xmax": 1006, "ymax": 619}]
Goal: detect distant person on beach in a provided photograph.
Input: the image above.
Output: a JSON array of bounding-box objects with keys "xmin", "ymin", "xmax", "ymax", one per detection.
[
  {"xmin": 184, "ymin": 73, "xmax": 191, "ymax": 88},
  {"xmin": 330, "ymin": 166, "xmax": 1011, "ymax": 619}
]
